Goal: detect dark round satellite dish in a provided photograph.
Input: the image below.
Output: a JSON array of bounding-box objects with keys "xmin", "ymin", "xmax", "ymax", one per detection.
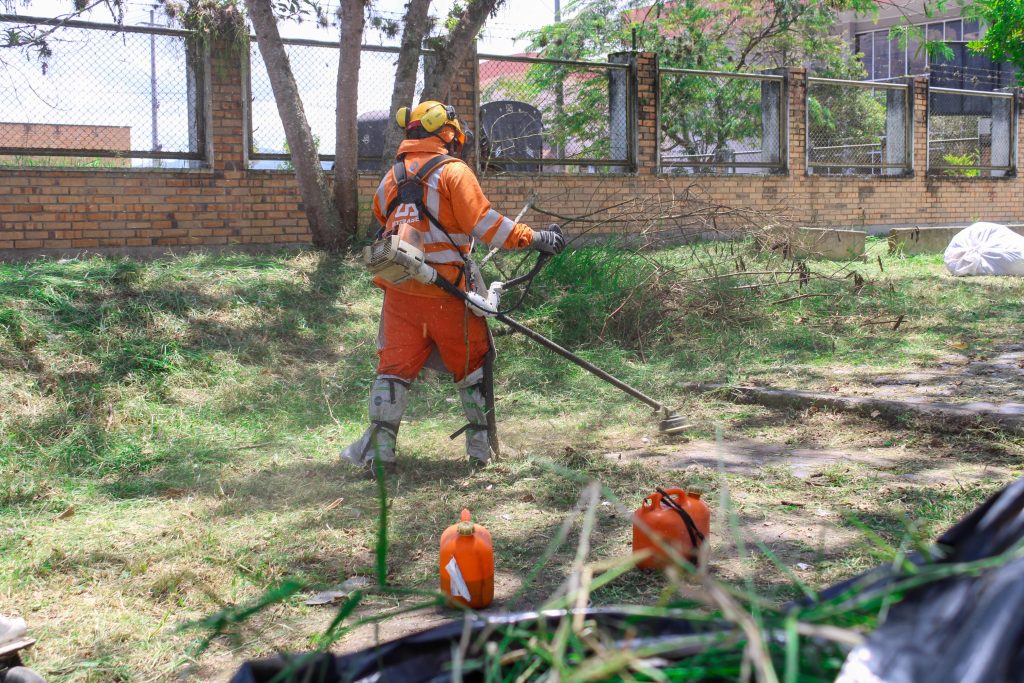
[{"xmin": 479, "ymin": 100, "xmax": 543, "ymax": 173}]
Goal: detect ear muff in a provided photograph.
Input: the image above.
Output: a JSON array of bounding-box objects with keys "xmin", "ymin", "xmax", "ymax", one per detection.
[
  {"xmin": 395, "ymin": 106, "xmax": 411, "ymax": 129},
  {"xmin": 419, "ymin": 103, "xmax": 455, "ymax": 133}
]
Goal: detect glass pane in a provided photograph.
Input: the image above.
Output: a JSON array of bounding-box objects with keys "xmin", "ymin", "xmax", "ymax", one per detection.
[
  {"xmin": 927, "ymin": 22, "xmax": 944, "ymax": 42},
  {"xmin": 890, "ymin": 37, "xmax": 907, "ymax": 76},
  {"xmin": 873, "ymin": 31, "xmax": 889, "ymax": 79},
  {"xmin": 962, "ymin": 19, "xmax": 981, "ymax": 41},
  {"xmin": 945, "ymin": 19, "xmax": 962, "ymax": 41},
  {"xmin": 856, "ymin": 33, "xmax": 873, "ymax": 77},
  {"xmin": 908, "ymin": 33, "xmax": 926, "ymax": 73}
]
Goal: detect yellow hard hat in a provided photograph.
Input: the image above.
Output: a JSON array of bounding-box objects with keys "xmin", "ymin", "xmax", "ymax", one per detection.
[{"xmin": 395, "ymin": 100, "xmax": 466, "ymax": 146}]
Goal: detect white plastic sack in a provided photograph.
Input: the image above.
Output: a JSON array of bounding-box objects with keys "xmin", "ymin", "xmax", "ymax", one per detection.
[{"xmin": 944, "ymin": 222, "xmax": 1024, "ymax": 277}]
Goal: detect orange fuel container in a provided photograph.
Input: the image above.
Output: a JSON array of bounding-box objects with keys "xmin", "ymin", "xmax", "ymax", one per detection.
[
  {"xmin": 633, "ymin": 488, "xmax": 711, "ymax": 570},
  {"xmin": 440, "ymin": 508, "xmax": 494, "ymax": 609}
]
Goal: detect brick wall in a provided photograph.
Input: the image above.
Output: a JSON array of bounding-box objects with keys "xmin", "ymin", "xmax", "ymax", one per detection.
[{"xmin": 1, "ymin": 45, "xmax": 1023, "ymax": 257}]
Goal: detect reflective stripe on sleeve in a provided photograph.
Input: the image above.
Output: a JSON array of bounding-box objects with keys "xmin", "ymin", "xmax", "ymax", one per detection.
[
  {"xmin": 485, "ymin": 217, "xmax": 515, "ymax": 246},
  {"xmin": 470, "ymin": 209, "xmax": 502, "ymax": 240}
]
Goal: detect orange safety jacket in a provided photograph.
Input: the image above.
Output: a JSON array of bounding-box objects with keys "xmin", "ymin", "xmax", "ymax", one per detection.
[{"xmin": 372, "ymin": 137, "xmax": 536, "ymax": 298}]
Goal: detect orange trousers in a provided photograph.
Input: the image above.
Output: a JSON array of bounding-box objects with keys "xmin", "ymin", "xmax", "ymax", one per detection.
[{"xmin": 377, "ymin": 288, "xmax": 490, "ymax": 383}]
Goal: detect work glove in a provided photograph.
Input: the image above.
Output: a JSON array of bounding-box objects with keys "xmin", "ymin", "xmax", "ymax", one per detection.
[{"xmin": 531, "ymin": 224, "xmax": 565, "ymax": 255}]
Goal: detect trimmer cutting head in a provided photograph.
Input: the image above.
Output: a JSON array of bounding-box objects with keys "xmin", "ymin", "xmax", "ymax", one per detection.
[{"xmin": 658, "ymin": 411, "xmax": 693, "ymax": 435}]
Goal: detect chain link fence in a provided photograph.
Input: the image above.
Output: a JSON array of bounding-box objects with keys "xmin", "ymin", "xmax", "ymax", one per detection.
[
  {"xmin": 0, "ymin": 15, "xmax": 204, "ymax": 168},
  {"xmin": 249, "ymin": 40, "xmax": 421, "ymax": 171},
  {"xmin": 928, "ymin": 88, "xmax": 1015, "ymax": 177},
  {"xmin": 477, "ymin": 53, "xmax": 630, "ymax": 173},
  {"xmin": 806, "ymin": 78, "xmax": 911, "ymax": 176},
  {"xmin": 659, "ymin": 69, "xmax": 785, "ymax": 175}
]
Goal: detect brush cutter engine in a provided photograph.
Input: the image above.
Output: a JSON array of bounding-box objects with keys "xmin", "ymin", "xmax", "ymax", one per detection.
[
  {"xmin": 362, "ymin": 231, "xmax": 438, "ymax": 286},
  {"xmin": 362, "ymin": 229, "xmax": 504, "ymax": 317}
]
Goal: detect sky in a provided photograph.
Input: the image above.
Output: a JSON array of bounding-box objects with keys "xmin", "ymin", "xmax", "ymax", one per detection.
[{"xmin": 1, "ymin": 0, "xmax": 564, "ymax": 166}]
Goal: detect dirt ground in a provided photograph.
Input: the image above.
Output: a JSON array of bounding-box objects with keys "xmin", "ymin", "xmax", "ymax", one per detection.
[
  {"xmin": 767, "ymin": 342, "xmax": 1024, "ymax": 407},
  {"xmin": 262, "ymin": 398, "xmax": 1019, "ymax": 674}
]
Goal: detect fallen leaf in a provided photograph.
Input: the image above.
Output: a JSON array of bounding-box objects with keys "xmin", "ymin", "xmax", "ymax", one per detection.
[
  {"xmin": 949, "ymin": 341, "xmax": 968, "ymax": 350},
  {"xmin": 870, "ymin": 410, "xmax": 881, "ymax": 418},
  {"xmin": 323, "ymin": 497, "xmax": 344, "ymax": 513},
  {"xmin": 796, "ymin": 562, "xmax": 811, "ymax": 571},
  {"xmin": 55, "ymin": 505, "xmax": 75, "ymax": 520}
]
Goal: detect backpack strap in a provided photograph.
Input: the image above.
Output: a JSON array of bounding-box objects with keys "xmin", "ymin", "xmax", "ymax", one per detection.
[
  {"xmin": 381, "ymin": 153, "xmax": 470, "ymax": 287},
  {"xmin": 384, "ymin": 159, "xmax": 410, "ymax": 219},
  {"xmin": 384, "ymin": 154, "xmax": 461, "ymax": 222}
]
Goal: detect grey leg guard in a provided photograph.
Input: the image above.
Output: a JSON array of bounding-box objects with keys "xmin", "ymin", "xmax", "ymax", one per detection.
[
  {"xmin": 341, "ymin": 377, "xmax": 410, "ymax": 466},
  {"xmin": 454, "ymin": 369, "xmax": 493, "ymax": 463}
]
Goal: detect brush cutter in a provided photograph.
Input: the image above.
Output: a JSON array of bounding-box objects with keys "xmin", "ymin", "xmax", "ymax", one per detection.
[{"xmin": 362, "ymin": 229, "xmax": 692, "ymax": 439}]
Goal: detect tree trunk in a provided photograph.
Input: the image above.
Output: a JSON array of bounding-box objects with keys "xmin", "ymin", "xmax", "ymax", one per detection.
[
  {"xmin": 336, "ymin": 0, "xmax": 367, "ymax": 239},
  {"xmin": 245, "ymin": 0, "xmax": 344, "ymax": 250},
  {"xmin": 421, "ymin": 0, "xmax": 504, "ymax": 100},
  {"xmin": 379, "ymin": 0, "xmax": 433, "ymax": 172}
]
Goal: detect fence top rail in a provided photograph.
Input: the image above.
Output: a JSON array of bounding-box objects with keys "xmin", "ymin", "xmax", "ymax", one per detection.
[
  {"xmin": 253, "ymin": 35, "xmax": 426, "ymax": 54},
  {"xmin": 806, "ymin": 76, "xmax": 910, "ymax": 90},
  {"xmin": 477, "ymin": 52, "xmax": 627, "ymax": 70},
  {"xmin": 659, "ymin": 67, "xmax": 784, "ymax": 81},
  {"xmin": 0, "ymin": 13, "xmax": 191, "ymax": 37},
  {"xmin": 928, "ymin": 86, "xmax": 1014, "ymax": 99}
]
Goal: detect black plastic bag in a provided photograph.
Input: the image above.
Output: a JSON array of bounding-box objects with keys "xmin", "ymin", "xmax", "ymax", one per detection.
[
  {"xmin": 834, "ymin": 476, "xmax": 1024, "ymax": 683},
  {"xmin": 229, "ymin": 608, "xmax": 720, "ymax": 683}
]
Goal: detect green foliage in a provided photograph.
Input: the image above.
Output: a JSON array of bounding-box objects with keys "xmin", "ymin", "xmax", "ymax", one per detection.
[
  {"xmin": 0, "ymin": 154, "xmax": 128, "ymax": 169},
  {"xmin": 806, "ymin": 83, "xmax": 887, "ymax": 161},
  {"xmin": 522, "ymin": 245, "xmax": 667, "ymax": 348},
  {"xmin": 164, "ymin": 0, "xmax": 248, "ymax": 45},
  {"xmin": 521, "ymin": 0, "xmax": 870, "ymax": 166},
  {"xmin": 965, "ymin": 0, "xmax": 1024, "ymax": 84},
  {"xmin": 941, "ymin": 151, "xmax": 981, "ymax": 177}
]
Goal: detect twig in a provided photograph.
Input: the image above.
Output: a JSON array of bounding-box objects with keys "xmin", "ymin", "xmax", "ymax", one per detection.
[
  {"xmin": 226, "ymin": 442, "xmax": 274, "ymax": 451},
  {"xmin": 770, "ymin": 293, "xmax": 837, "ymax": 306},
  {"xmin": 531, "ymin": 198, "xmax": 633, "ymax": 224}
]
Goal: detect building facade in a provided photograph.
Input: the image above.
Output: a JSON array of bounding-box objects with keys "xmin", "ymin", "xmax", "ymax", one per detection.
[{"xmin": 835, "ymin": 1, "xmax": 1014, "ymax": 89}]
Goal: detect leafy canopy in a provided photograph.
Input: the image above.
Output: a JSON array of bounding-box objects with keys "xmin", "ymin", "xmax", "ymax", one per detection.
[{"xmin": 964, "ymin": 0, "xmax": 1024, "ymax": 84}]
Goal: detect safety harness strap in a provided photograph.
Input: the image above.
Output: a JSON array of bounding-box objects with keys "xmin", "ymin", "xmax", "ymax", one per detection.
[
  {"xmin": 449, "ymin": 422, "xmax": 489, "ymax": 440},
  {"xmin": 384, "ymin": 154, "xmax": 459, "ymax": 219},
  {"xmin": 371, "ymin": 419, "xmax": 401, "ymax": 436}
]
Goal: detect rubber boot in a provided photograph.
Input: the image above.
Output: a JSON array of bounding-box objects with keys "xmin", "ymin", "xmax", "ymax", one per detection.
[
  {"xmin": 457, "ymin": 376, "xmax": 493, "ymax": 464},
  {"xmin": 341, "ymin": 377, "xmax": 409, "ymax": 472}
]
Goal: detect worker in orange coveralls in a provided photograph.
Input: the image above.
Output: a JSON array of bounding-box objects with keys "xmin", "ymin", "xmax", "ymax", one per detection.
[{"xmin": 341, "ymin": 100, "xmax": 565, "ymax": 477}]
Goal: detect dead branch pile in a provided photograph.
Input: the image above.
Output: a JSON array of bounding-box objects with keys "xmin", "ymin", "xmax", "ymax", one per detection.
[{"xmin": 483, "ymin": 180, "xmax": 901, "ymax": 353}]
